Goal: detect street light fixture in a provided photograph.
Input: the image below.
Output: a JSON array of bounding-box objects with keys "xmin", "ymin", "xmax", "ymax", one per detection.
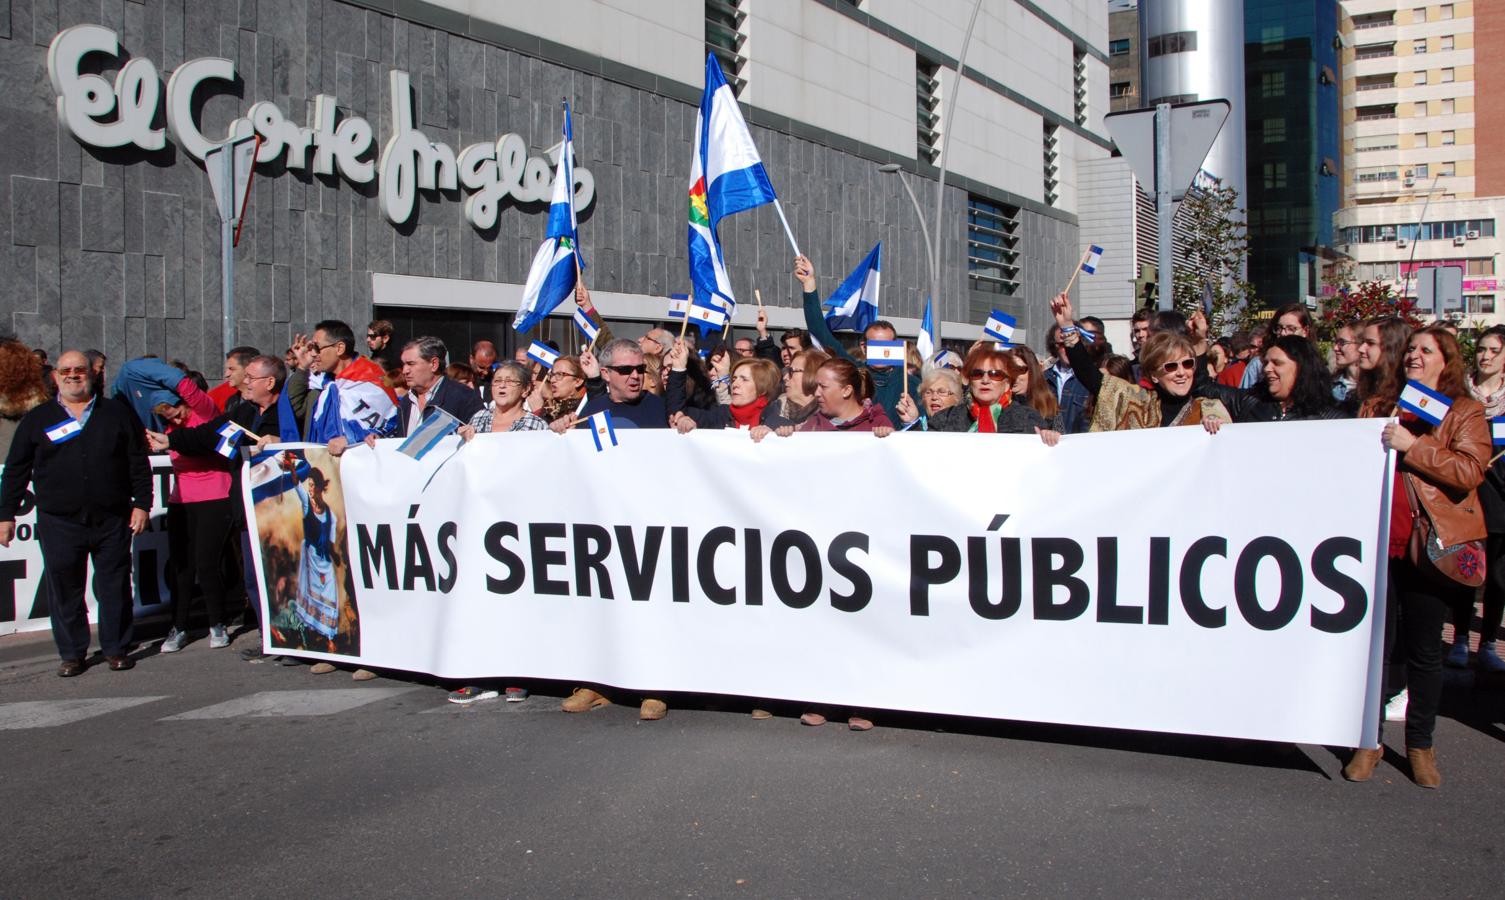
[{"xmin": 879, "ymin": 164, "xmax": 937, "ymax": 313}]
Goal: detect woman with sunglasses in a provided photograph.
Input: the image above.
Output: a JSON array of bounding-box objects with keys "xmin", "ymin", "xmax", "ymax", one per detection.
[
  {"xmin": 1446, "ymin": 325, "xmax": 1505, "ymax": 672},
  {"xmin": 1344, "ymin": 326, "xmax": 1490, "ymax": 789},
  {"xmin": 923, "ymin": 346, "xmax": 1060, "ymax": 443},
  {"xmin": 1050, "ymin": 293, "xmax": 1229, "ymax": 431},
  {"xmin": 457, "ymin": 361, "xmax": 548, "ymax": 441},
  {"xmin": 1008, "ymin": 345, "xmax": 1063, "ymax": 432}
]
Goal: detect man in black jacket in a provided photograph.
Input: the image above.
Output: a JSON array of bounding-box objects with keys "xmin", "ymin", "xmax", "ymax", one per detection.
[
  {"xmin": 147, "ymin": 355, "xmax": 290, "ymax": 662},
  {"xmin": 0, "ymin": 350, "xmax": 151, "ymax": 676},
  {"xmin": 390, "ymin": 336, "xmax": 484, "ymax": 438}
]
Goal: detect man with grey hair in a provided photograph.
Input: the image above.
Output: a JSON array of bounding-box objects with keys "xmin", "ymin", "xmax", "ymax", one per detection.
[
  {"xmin": 549, "ymin": 338, "xmax": 667, "ymax": 432},
  {"xmin": 389, "ymin": 335, "xmax": 483, "ymax": 438},
  {"xmin": 638, "ymin": 328, "xmax": 676, "ymax": 358}
]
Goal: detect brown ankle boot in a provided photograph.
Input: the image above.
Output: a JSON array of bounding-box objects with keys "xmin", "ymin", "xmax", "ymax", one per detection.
[
  {"xmin": 1406, "ymin": 746, "xmax": 1441, "ymax": 788},
  {"xmin": 1343, "ymin": 747, "xmax": 1383, "ymax": 782}
]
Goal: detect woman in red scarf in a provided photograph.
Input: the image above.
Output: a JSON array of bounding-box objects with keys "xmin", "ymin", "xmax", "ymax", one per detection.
[{"xmin": 665, "ymin": 340, "xmax": 783, "ymax": 432}]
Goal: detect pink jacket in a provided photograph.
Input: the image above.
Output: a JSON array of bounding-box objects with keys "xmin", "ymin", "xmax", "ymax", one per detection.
[{"xmin": 166, "ymin": 377, "xmax": 233, "ymax": 504}]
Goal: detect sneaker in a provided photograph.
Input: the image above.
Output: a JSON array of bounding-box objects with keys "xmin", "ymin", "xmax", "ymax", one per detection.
[
  {"xmin": 448, "ymin": 686, "xmax": 499, "ymax": 705},
  {"xmin": 240, "ymin": 647, "xmax": 266, "ymax": 662},
  {"xmin": 208, "ymin": 625, "xmax": 230, "ymax": 649},
  {"xmin": 1385, "ymin": 688, "xmax": 1409, "ymax": 722},
  {"xmin": 1445, "ymin": 640, "xmax": 1470, "ymax": 668},
  {"xmin": 1479, "ymin": 644, "xmax": 1505, "ymax": 674},
  {"xmin": 160, "ymin": 628, "xmax": 187, "ymax": 653},
  {"xmin": 272, "ymin": 655, "xmax": 301, "ymax": 666},
  {"xmin": 504, "ymin": 686, "xmax": 529, "ymax": 702}
]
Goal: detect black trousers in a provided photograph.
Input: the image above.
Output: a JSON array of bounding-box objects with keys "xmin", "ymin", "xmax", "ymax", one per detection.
[
  {"xmin": 167, "ymin": 498, "xmax": 234, "ymax": 631},
  {"xmin": 35, "ymin": 510, "xmax": 135, "ymax": 660},
  {"xmin": 1388, "ymin": 558, "xmax": 1467, "ymax": 749}
]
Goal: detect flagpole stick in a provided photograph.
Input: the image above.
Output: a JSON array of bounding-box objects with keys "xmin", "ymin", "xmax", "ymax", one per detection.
[
  {"xmin": 1060, "ymin": 249, "xmax": 1090, "ymax": 297},
  {"xmin": 772, "ymin": 199, "xmax": 801, "ymax": 258},
  {"xmin": 755, "ymin": 289, "xmax": 764, "ymax": 309},
  {"xmin": 902, "ymin": 341, "xmax": 910, "ymax": 399},
  {"xmin": 575, "ymin": 256, "xmax": 599, "ymax": 354},
  {"xmin": 1491, "ymin": 448, "xmax": 1505, "ymax": 467}
]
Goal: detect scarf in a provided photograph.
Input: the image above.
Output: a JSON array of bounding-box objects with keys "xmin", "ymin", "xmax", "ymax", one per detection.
[
  {"xmin": 730, "ymin": 396, "xmax": 769, "ymax": 428},
  {"xmin": 969, "ymin": 392, "xmax": 1011, "ymax": 433}
]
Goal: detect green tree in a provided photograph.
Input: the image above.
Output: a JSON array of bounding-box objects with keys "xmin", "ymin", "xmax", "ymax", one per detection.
[
  {"xmin": 1170, "ymin": 184, "xmax": 1258, "ymax": 336},
  {"xmin": 1319, "ymin": 279, "xmax": 1423, "ymax": 331}
]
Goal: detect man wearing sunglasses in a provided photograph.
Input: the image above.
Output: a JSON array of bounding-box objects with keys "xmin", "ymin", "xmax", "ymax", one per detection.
[
  {"xmin": 550, "ymin": 338, "xmax": 668, "ymax": 432},
  {"xmin": 365, "ymin": 319, "xmax": 395, "ymax": 370},
  {"xmin": 0, "ymin": 350, "xmax": 152, "ymax": 676}
]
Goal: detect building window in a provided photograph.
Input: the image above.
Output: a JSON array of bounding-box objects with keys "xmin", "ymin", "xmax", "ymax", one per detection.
[
  {"xmin": 1413, "ymin": 164, "xmax": 1430, "ymax": 177},
  {"xmin": 1261, "ymin": 71, "xmax": 1285, "ymax": 98},
  {"xmin": 1440, "ymin": 162, "xmax": 1456, "ymax": 176},
  {"xmin": 916, "ymin": 57, "xmax": 941, "ymax": 164},
  {"xmin": 705, "ymin": 0, "xmax": 747, "ymax": 95},
  {"xmin": 1440, "ymin": 99, "xmax": 1455, "ymax": 115},
  {"xmin": 1149, "ymin": 94, "xmax": 1197, "ymax": 106},
  {"xmin": 1441, "ymin": 68, "xmax": 1455, "ymax": 83},
  {"xmin": 1073, "ymin": 48, "xmax": 1087, "ymax": 126},
  {"xmin": 1261, "ymin": 25, "xmax": 1285, "ymax": 46},
  {"xmin": 1147, "ymin": 31, "xmax": 1196, "ymax": 57},
  {"xmin": 1110, "ymin": 38, "xmax": 1130, "ymax": 56},
  {"xmin": 1440, "ymin": 4, "xmax": 1453, "ymax": 20},
  {"xmin": 1110, "ymin": 81, "xmax": 1133, "ymax": 99},
  {"xmin": 1357, "ymin": 103, "xmax": 1397, "ymax": 120},
  {"xmin": 1355, "ymin": 43, "xmax": 1395, "ymax": 60},
  {"xmin": 1441, "ymin": 130, "xmax": 1456, "ymax": 145},
  {"xmin": 1414, "ymin": 38, "xmax": 1429, "ymax": 54},
  {"xmin": 1263, "ymin": 118, "xmax": 1286, "ymax": 143},
  {"xmin": 1357, "ymin": 135, "xmax": 1399, "ymax": 151},
  {"xmin": 1440, "ymin": 35, "xmax": 1454, "ymax": 51},
  {"xmin": 1416, "ymin": 70, "xmax": 1430, "ymax": 86},
  {"xmin": 1264, "ymin": 162, "xmax": 1288, "ymax": 189},
  {"xmin": 1043, "ymin": 123, "xmax": 1060, "ymax": 205},
  {"xmin": 967, "ymin": 196, "xmax": 1021, "ymax": 296},
  {"xmin": 1413, "ymin": 7, "xmax": 1427, "ymax": 23}
]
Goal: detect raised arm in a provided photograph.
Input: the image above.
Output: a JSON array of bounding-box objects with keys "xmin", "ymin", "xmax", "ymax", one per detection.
[
  {"xmin": 796, "ymin": 255, "xmax": 852, "ymax": 363},
  {"xmin": 1050, "ymin": 292, "xmax": 1103, "ymax": 397}
]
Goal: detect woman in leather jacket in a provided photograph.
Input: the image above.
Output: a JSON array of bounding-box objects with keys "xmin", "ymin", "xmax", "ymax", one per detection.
[
  {"xmin": 1200, "ymin": 335, "xmax": 1348, "ymax": 424},
  {"xmin": 1344, "ymin": 325, "xmax": 1490, "ymax": 788}
]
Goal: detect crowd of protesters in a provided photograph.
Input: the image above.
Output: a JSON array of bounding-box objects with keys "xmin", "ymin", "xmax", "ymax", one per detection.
[{"xmin": 2, "ymin": 251, "xmax": 1503, "ymax": 786}]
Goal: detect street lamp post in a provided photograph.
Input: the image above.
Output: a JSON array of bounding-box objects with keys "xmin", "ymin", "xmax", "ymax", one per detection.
[{"xmin": 879, "ymin": 164, "xmax": 937, "ymax": 310}]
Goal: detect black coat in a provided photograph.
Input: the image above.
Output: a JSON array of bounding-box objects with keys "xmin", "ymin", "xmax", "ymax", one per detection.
[
  {"xmin": 927, "ymin": 398, "xmax": 1048, "ymax": 434},
  {"xmin": 0, "ymin": 397, "xmax": 152, "ymax": 520}
]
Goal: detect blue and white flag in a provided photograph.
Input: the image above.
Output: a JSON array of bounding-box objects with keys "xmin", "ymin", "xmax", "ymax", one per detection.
[
  {"xmin": 1399, "ymin": 380, "xmax": 1451, "ymax": 426},
  {"xmin": 572, "ymin": 307, "xmax": 600, "ymax": 344},
  {"xmin": 687, "ymin": 295, "xmax": 729, "ymax": 332},
  {"xmin": 1492, "ymin": 416, "xmax": 1505, "ymax": 446},
  {"xmin": 866, "ymin": 339, "xmax": 905, "ymax": 368},
  {"xmin": 514, "ymin": 101, "xmax": 582, "ymax": 334},
  {"xmin": 588, "ymin": 409, "xmax": 618, "ymax": 452},
  {"xmin": 1081, "ymin": 245, "xmax": 1104, "ymax": 275},
  {"xmin": 246, "ymin": 451, "xmax": 312, "ymax": 504},
  {"xmin": 527, "ymin": 341, "xmax": 560, "ymax": 369},
  {"xmin": 44, "ymin": 417, "xmax": 83, "ymax": 444},
  {"xmin": 916, "ymin": 295, "xmax": 938, "ymax": 364},
  {"xmin": 823, "ymin": 243, "xmax": 881, "ymax": 333},
  {"xmin": 397, "ymin": 406, "xmax": 462, "ymax": 460},
  {"xmin": 667, "ymin": 293, "xmax": 690, "ymax": 319},
  {"xmin": 214, "ymin": 420, "xmax": 251, "ymax": 459},
  {"xmin": 983, "ymin": 310, "xmax": 1017, "ymax": 345}
]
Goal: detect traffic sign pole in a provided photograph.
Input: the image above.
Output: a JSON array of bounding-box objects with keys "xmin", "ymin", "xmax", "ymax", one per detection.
[
  {"xmin": 1154, "ymin": 103, "xmax": 1173, "ymax": 312},
  {"xmin": 219, "ymin": 146, "xmax": 236, "ymax": 359}
]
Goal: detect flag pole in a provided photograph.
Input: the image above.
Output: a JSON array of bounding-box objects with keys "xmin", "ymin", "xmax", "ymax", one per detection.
[
  {"xmin": 772, "ymin": 199, "xmax": 801, "ymax": 257},
  {"xmin": 902, "ymin": 340, "xmax": 910, "ymax": 399},
  {"xmin": 1060, "ymin": 249, "xmax": 1090, "ymax": 297}
]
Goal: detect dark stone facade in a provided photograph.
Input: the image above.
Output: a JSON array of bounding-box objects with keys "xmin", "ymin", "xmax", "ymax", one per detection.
[{"xmin": 0, "ymin": 0, "xmax": 1075, "ymax": 372}]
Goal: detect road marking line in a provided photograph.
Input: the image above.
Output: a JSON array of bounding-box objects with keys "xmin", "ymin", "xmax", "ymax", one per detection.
[
  {"xmin": 0, "ymin": 696, "xmax": 170, "ymax": 730},
  {"xmin": 160, "ymin": 687, "xmax": 417, "ymax": 720}
]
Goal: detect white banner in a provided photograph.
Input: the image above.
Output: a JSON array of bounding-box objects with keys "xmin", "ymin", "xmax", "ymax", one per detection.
[
  {"xmin": 248, "ymin": 422, "xmax": 1393, "ymax": 747},
  {"xmin": 0, "ymin": 456, "xmax": 176, "ymax": 635}
]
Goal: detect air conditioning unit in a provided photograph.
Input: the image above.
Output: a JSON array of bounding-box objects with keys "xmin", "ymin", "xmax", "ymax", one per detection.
[
  {"xmin": 1467, "ymin": 229, "xmax": 1480, "ymax": 239},
  {"xmin": 1404, "ymin": 178, "xmax": 1416, "ymax": 186},
  {"xmin": 1397, "ymin": 238, "xmax": 1410, "ymax": 248},
  {"xmin": 1454, "ymin": 235, "xmax": 1468, "ymax": 246}
]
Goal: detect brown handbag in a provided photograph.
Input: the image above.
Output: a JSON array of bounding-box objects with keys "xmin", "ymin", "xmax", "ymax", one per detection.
[{"xmin": 1403, "ymin": 473, "xmax": 1487, "ymax": 587}]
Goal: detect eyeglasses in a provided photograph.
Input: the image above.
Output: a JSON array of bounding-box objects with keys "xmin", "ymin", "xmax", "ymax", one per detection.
[
  {"xmin": 547, "ymin": 370, "xmax": 581, "ymax": 380},
  {"xmin": 55, "ymin": 366, "xmax": 88, "ymax": 376},
  {"xmin": 1332, "ymin": 338, "xmax": 1355, "ymax": 348},
  {"xmin": 1274, "ymin": 325, "xmax": 1304, "ymax": 336},
  {"xmin": 313, "ymin": 342, "xmax": 341, "ymax": 352},
  {"xmin": 1160, "ymin": 358, "xmax": 1197, "ymax": 374},
  {"xmin": 366, "ymin": 333, "xmax": 381, "ymax": 340},
  {"xmin": 921, "ymin": 388, "xmax": 956, "ymax": 398},
  {"xmin": 968, "ymin": 369, "xmax": 1008, "ymax": 381},
  {"xmin": 606, "ymin": 364, "xmax": 648, "ymax": 376},
  {"xmin": 492, "ymin": 378, "xmax": 524, "ymax": 387}
]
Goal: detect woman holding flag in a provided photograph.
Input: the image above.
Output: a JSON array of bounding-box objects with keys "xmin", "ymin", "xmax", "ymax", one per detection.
[{"xmin": 1345, "ymin": 326, "xmax": 1491, "ymax": 788}]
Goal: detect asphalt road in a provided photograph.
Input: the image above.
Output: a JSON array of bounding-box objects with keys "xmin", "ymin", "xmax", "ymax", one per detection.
[{"xmin": 2, "ymin": 625, "xmax": 1503, "ymax": 898}]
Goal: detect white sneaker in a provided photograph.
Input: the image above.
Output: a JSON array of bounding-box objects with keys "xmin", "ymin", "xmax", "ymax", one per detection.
[
  {"xmin": 161, "ymin": 628, "xmax": 186, "ymax": 653},
  {"xmin": 208, "ymin": 625, "xmax": 229, "ymax": 649},
  {"xmin": 1384, "ymin": 688, "xmax": 1409, "ymax": 722}
]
